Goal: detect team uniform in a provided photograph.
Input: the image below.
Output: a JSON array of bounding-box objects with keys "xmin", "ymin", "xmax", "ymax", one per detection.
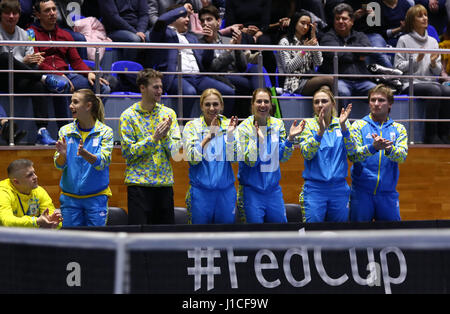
[
  {"xmin": 348, "ymin": 114, "xmax": 408, "ymax": 221},
  {"xmin": 299, "ymin": 116, "xmax": 353, "ymax": 222},
  {"xmin": 54, "ymin": 120, "xmax": 113, "ymax": 227},
  {"xmin": 183, "ymin": 115, "xmax": 237, "ymax": 224},
  {"xmin": 237, "ymin": 116, "xmax": 294, "ymax": 223},
  {"xmin": 0, "ymin": 178, "xmax": 57, "ymax": 228},
  {"xmin": 119, "ymin": 101, "xmax": 181, "ymax": 224}
]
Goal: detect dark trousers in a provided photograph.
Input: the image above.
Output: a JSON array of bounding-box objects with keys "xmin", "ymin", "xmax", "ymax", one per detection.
[
  {"xmin": 127, "ymin": 185, "xmax": 175, "ymax": 225},
  {"xmin": 0, "ymin": 52, "xmax": 48, "ymax": 129}
]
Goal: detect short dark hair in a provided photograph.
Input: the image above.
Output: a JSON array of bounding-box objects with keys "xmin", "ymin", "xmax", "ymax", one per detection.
[
  {"xmin": 0, "ymin": 0, "xmax": 21, "ymax": 15},
  {"xmin": 33, "ymin": 0, "xmax": 53, "ymax": 13},
  {"xmin": 333, "ymin": 3, "xmax": 354, "ymax": 19},
  {"xmin": 7, "ymin": 159, "xmax": 33, "ymax": 178},
  {"xmin": 199, "ymin": 5, "xmax": 220, "ymax": 21},
  {"xmin": 136, "ymin": 68, "xmax": 163, "ymax": 88}
]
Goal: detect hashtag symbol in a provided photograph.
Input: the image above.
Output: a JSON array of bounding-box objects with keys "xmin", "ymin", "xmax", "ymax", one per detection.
[{"xmin": 187, "ymin": 247, "xmax": 221, "ymax": 291}]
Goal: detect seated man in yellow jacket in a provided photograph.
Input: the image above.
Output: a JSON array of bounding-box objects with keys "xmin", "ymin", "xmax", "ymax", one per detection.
[{"xmin": 0, "ymin": 159, "xmax": 62, "ymax": 228}]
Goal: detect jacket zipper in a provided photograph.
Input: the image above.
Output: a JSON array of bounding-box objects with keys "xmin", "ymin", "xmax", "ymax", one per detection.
[{"xmin": 373, "ymin": 122, "xmax": 384, "ymax": 195}]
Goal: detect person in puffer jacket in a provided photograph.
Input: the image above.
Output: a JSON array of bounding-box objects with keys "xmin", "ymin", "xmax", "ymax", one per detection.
[
  {"xmin": 54, "ymin": 89, "xmax": 113, "ymax": 227},
  {"xmin": 348, "ymin": 84, "xmax": 408, "ymax": 222}
]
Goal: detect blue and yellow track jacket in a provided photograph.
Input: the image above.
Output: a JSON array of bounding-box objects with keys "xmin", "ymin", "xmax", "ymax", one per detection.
[
  {"xmin": 237, "ymin": 116, "xmax": 294, "ymax": 192},
  {"xmin": 183, "ymin": 115, "xmax": 236, "ymax": 190},
  {"xmin": 299, "ymin": 116, "xmax": 353, "ymax": 183},
  {"xmin": 119, "ymin": 102, "xmax": 181, "ymax": 186},
  {"xmin": 348, "ymin": 114, "xmax": 408, "ymax": 194},
  {"xmin": 54, "ymin": 120, "xmax": 114, "ymax": 196}
]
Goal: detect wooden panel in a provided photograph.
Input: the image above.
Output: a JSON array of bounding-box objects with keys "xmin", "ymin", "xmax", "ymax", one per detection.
[{"xmin": 0, "ymin": 145, "xmax": 449, "ymax": 221}]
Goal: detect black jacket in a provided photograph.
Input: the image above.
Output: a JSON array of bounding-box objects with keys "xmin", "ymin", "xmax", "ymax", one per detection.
[{"xmin": 319, "ymin": 29, "xmax": 372, "ymax": 79}]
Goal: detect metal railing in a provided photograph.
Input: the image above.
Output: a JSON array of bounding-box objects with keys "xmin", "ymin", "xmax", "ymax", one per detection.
[{"xmin": 1, "ymin": 40, "xmax": 450, "ymax": 145}]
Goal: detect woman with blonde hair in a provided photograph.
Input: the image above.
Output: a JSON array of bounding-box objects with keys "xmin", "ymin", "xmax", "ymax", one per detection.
[
  {"xmin": 54, "ymin": 88, "xmax": 114, "ymax": 227},
  {"xmin": 298, "ymin": 88, "xmax": 353, "ymax": 222},
  {"xmin": 183, "ymin": 88, "xmax": 239, "ymax": 224}
]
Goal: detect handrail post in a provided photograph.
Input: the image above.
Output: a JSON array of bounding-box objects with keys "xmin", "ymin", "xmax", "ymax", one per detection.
[
  {"xmin": 177, "ymin": 50, "xmax": 183, "ymax": 121},
  {"xmin": 408, "ymin": 54, "xmax": 414, "ymax": 144},
  {"xmin": 257, "ymin": 52, "xmax": 263, "ymax": 88},
  {"xmin": 95, "ymin": 47, "xmax": 100, "ymax": 95},
  {"xmin": 8, "ymin": 47, "xmax": 14, "ymax": 146},
  {"xmin": 333, "ymin": 51, "xmax": 339, "ymax": 103}
]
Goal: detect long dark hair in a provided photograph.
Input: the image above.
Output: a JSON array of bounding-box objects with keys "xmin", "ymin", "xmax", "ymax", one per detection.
[{"xmin": 286, "ymin": 10, "xmax": 313, "ymax": 42}]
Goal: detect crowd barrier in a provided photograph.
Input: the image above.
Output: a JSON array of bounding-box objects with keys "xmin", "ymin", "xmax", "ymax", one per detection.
[{"xmin": 1, "ymin": 41, "xmax": 450, "ymax": 145}]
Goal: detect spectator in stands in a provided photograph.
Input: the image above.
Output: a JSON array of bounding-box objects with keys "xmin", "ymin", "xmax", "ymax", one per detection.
[
  {"xmin": 0, "ymin": 158, "xmax": 62, "ymax": 228},
  {"xmin": 198, "ymin": 5, "xmax": 257, "ymax": 117},
  {"xmin": 348, "ymin": 84, "xmax": 408, "ymax": 221},
  {"xmin": 298, "ymin": 88, "xmax": 352, "ymax": 222},
  {"xmin": 342, "ymin": 1, "xmax": 393, "ymax": 68},
  {"xmin": 296, "ymin": 0, "xmax": 326, "ymax": 23},
  {"xmin": 0, "ymin": 0, "xmax": 57, "ymax": 145},
  {"xmin": 54, "ymin": 89, "xmax": 113, "ymax": 227},
  {"xmin": 236, "ymin": 88, "xmax": 304, "ymax": 223},
  {"xmin": 148, "ymin": 0, "xmax": 206, "ymax": 29},
  {"xmin": 394, "ymin": 4, "xmax": 450, "ymax": 144},
  {"xmin": 379, "ymin": 0, "xmax": 412, "ymax": 49},
  {"xmin": 183, "ymin": 89, "xmax": 239, "ymax": 224},
  {"xmin": 278, "ymin": 10, "xmax": 333, "ymax": 95},
  {"xmin": 149, "ymin": 3, "xmax": 234, "ymax": 118},
  {"xmin": 320, "ymin": 3, "xmax": 377, "ymax": 108},
  {"xmin": 415, "ymin": 0, "xmax": 447, "ymax": 34},
  {"xmin": 28, "ymin": 0, "xmax": 110, "ymax": 131},
  {"xmin": 225, "ymin": 0, "xmax": 277, "ymax": 84},
  {"xmin": 119, "ymin": 69, "xmax": 181, "ymax": 225},
  {"xmin": 98, "ymin": 0, "xmax": 149, "ymax": 64},
  {"xmin": 54, "ymin": 0, "xmax": 88, "ymax": 59},
  {"xmin": 17, "ymin": 0, "xmax": 32, "ymax": 28}
]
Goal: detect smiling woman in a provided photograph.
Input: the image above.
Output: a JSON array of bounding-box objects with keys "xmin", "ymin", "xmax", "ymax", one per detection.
[
  {"xmin": 236, "ymin": 88, "xmax": 305, "ymax": 223},
  {"xmin": 182, "ymin": 88, "xmax": 239, "ymax": 224}
]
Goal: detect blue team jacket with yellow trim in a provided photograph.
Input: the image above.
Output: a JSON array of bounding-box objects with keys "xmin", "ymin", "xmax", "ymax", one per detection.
[
  {"xmin": 299, "ymin": 116, "xmax": 352, "ymax": 183},
  {"xmin": 183, "ymin": 115, "xmax": 236, "ymax": 190},
  {"xmin": 237, "ymin": 116, "xmax": 294, "ymax": 193},
  {"xmin": 348, "ymin": 114, "xmax": 408, "ymax": 194},
  {"xmin": 54, "ymin": 120, "xmax": 114, "ymax": 196}
]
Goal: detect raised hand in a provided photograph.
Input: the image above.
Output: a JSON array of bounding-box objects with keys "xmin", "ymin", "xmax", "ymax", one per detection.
[
  {"xmin": 154, "ymin": 116, "xmax": 172, "ymax": 142},
  {"xmin": 339, "ymin": 103, "xmax": 352, "ymax": 132},
  {"xmin": 317, "ymin": 108, "xmax": 329, "ymax": 136},
  {"xmin": 288, "ymin": 119, "xmax": 305, "ymax": 142},
  {"xmin": 254, "ymin": 120, "xmax": 265, "ymax": 142},
  {"xmin": 56, "ymin": 136, "xmax": 67, "ymax": 156},
  {"xmin": 227, "ymin": 116, "xmax": 239, "ymax": 136}
]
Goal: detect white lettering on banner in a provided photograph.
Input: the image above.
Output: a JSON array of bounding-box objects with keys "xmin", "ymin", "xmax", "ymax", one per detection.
[
  {"xmin": 187, "ymin": 245, "xmax": 407, "ymax": 293},
  {"xmin": 227, "ymin": 248, "xmax": 248, "ymax": 289},
  {"xmin": 187, "ymin": 247, "xmax": 221, "ymax": 291},
  {"xmin": 254, "ymin": 249, "xmax": 281, "ymax": 288}
]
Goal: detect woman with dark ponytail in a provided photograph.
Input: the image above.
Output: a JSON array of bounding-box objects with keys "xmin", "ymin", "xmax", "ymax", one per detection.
[{"xmin": 54, "ymin": 89, "xmax": 114, "ymax": 227}]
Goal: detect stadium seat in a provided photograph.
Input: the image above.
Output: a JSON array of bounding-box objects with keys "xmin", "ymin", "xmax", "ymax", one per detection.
[
  {"xmin": 174, "ymin": 207, "xmax": 189, "ymax": 224},
  {"xmin": 110, "ymin": 60, "xmax": 143, "ymax": 78},
  {"xmin": 246, "ymin": 63, "xmax": 272, "ymax": 88},
  {"xmin": 68, "ymin": 59, "xmax": 102, "ymax": 71},
  {"xmin": 285, "ymin": 203, "xmax": 303, "ymax": 223},
  {"xmin": 106, "ymin": 207, "xmax": 128, "ymax": 225}
]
